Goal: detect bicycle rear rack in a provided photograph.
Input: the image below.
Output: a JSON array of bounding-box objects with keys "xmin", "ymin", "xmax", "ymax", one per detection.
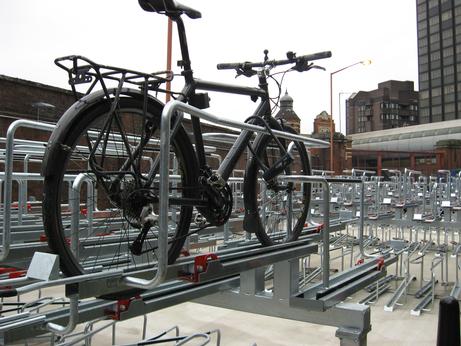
[{"xmin": 54, "ymin": 55, "xmax": 173, "ymax": 100}]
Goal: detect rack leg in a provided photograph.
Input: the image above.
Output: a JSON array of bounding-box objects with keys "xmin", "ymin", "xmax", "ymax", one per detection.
[{"xmin": 336, "ymin": 327, "xmax": 367, "ymax": 346}]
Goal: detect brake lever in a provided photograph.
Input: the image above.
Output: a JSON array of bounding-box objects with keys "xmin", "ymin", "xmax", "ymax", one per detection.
[
  {"xmin": 310, "ymin": 65, "xmax": 326, "ymax": 71},
  {"xmin": 292, "ymin": 60, "xmax": 313, "ymax": 72},
  {"xmin": 292, "ymin": 61, "xmax": 326, "ymax": 72},
  {"xmin": 235, "ymin": 66, "xmax": 257, "ymax": 78}
]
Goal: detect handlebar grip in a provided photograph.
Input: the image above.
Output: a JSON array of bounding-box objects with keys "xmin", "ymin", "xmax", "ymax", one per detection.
[
  {"xmin": 216, "ymin": 62, "xmax": 242, "ymax": 70},
  {"xmin": 301, "ymin": 51, "xmax": 332, "ymax": 61}
]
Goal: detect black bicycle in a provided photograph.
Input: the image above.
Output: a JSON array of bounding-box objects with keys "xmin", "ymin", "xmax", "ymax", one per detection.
[{"xmin": 42, "ymin": 0, "xmax": 331, "ymax": 278}]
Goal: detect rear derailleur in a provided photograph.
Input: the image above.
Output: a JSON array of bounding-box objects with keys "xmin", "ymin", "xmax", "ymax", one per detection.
[{"xmin": 196, "ymin": 168, "xmax": 233, "ymax": 227}]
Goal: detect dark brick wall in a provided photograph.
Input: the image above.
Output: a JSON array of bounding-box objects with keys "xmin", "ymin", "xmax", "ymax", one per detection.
[
  {"xmin": 0, "ymin": 75, "xmax": 76, "ymax": 129},
  {"xmin": 1, "ymin": 74, "xmax": 316, "ymax": 206},
  {"xmin": 0, "ymin": 75, "xmax": 249, "ymax": 202}
]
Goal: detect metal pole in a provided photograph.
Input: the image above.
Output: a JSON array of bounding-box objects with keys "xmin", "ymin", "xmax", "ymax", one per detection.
[
  {"xmin": 322, "ymin": 180, "xmax": 330, "ymax": 288},
  {"xmin": 166, "ymin": 18, "xmax": 173, "ymax": 103},
  {"xmin": 329, "ymin": 73, "xmax": 334, "ymax": 172},
  {"xmin": 2, "ymin": 120, "xmax": 55, "ymax": 261}
]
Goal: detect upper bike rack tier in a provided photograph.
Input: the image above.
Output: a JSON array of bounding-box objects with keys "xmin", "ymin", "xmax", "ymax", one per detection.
[{"xmin": 123, "ymin": 100, "xmax": 330, "ymax": 290}]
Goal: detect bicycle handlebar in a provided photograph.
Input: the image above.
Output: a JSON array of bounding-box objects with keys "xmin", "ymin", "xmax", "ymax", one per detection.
[{"xmin": 216, "ymin": 51, "xmax": 332, "ymax": 71}]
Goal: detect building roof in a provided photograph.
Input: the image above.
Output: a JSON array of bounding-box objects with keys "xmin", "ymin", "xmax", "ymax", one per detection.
[
  {"xmin": 0, "ymin": 74, "xmax": 74, "ymax": 96},
  {"xmin": 315, "ymin": 111, "xmax": 330, "ymax": 120},
  {"xmin": 349, "ymin": 119, "xmax": 461, "ymax": 152},
  {"xmin": 275, "ymin": 91, "xmax": 300, "ymax": 123}
]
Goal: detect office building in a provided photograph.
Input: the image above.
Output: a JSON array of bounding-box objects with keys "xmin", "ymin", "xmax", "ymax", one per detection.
[{"xmin": 417, "ymin": 0, "xmax": 461, "ymax": 123}]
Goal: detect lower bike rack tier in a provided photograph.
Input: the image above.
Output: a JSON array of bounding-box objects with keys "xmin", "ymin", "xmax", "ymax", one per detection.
[{"xmin": 0, "ymin": 233, "xmax": 381, "ymax": 346}]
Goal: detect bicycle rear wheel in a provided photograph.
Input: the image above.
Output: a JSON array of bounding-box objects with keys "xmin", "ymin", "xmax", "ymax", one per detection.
[
  {"xmin": 243, "ymin": 125, "xmax": 311, "ymax": 245},
  {"xmin": 43, "ymin": 94, "xmax": 197, "ymax": 277}
]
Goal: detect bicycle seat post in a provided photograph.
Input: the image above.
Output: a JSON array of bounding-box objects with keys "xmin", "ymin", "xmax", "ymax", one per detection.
[{"xmin": 172, "ymin": 16, "xmax": 194, "ymax": 86}]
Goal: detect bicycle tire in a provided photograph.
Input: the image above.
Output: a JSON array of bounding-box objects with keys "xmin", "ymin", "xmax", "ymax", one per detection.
[
  {"xmin": 243, "ymin": 124, "xmax": 311, "ymax": 245},
  {"xmin": 43, "ymin": 94, "xmax": 198, "ymax": 278}
]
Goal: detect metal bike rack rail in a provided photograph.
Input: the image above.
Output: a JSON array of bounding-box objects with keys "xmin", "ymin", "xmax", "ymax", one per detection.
[
  {"xmin": 123, "ymin": 100, "xmax": 330, "ymax": 290},
  {"xmin": 1, "ymin": 120, "xmax": 56, "ymax": 261}
]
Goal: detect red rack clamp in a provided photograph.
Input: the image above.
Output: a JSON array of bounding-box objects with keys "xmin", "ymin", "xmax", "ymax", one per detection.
[
  {"xmin": 105, "ymin": 295, "xmax": 141, "ymax": 321},
  {"xmin": 315, "ymin": 224, "xmax": 324, "ymax": 233},
  {"xmin": 180, "ymin": 253, "xmax": 219, "ymax": 283},
  {"xmin": 9, "ymin": 270, "xmax": 26, "ymax": 279},
  {"xmin": 0, "ymin": 267, "xmax": 26, "ymax": 279},
  {"xmin": 0, "ymin": 267, "xmax": 18, "ymax": 274},
  {"xmin": 376, "ymin": 257, "xmax": 385, "ymax": 271}
]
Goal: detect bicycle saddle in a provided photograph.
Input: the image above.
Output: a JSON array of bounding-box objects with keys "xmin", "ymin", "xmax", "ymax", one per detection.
[{"xmin": 138, "ymin": 0, "xmax": 201, "ymax": 19}]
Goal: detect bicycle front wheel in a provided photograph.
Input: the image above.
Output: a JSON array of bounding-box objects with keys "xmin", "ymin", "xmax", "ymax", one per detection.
[
  {"xmin": 243, "ymin": 125, "xmax": 311, "ymax": 245},
  {"xmin": 43, "ymin": 95, "xmax": 198, "ymax": 277}
]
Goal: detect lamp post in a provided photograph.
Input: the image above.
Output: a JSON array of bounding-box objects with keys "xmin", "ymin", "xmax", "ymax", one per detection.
[
  {"xmin": 32, "ymin": 102, "xmax": 55, "ymax": 122},
  {"xmin": 338, "ymin": 91, "xmax": 354, "ymax": 135},
  {"xmin": 329, "ymin": 60, "xmax": 371, "ymax": 172},
  {"xmin": 166, "ymin": 18, "xmax": 173, "ymax": 103}
]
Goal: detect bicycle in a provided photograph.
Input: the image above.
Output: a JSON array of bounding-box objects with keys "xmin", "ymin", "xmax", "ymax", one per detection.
[{"xmin": 42, "ymin": 0, "xmax": 331, "ymax": 283}]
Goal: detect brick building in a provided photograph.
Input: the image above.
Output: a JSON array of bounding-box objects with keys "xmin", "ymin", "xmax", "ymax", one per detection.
[
  {"xmin": 0, "ymin": 75, "xmax": 246, "ymax": 201},
  {"xmin": 346, "ymin": 80, "xmax": 419, "ymax": 134},
  {"xmin": 274, "ymin": 91, "xmax": 301, "ymax": 133},
  {"xmin": 310, "ymin": 111, "xmax": 352, "ymax": 174},
  {"xmin": 0, "ymin": 75, "xmax": 76, "ymax": 137}
]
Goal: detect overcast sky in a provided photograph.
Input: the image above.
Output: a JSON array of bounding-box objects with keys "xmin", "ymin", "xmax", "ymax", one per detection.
[{"xmin": 0, "ymin": 0, "xmax": 418, "ymax": 134}]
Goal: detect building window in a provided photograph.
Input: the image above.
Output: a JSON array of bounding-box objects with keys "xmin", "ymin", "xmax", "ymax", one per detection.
[
  {"xmin": 420, "ymin": 90, "xmax": 430, "ymax": 99},
  {"xmin": 419, "ymin": 38, "xmax": 428, "ymax": 49},
  {"xmin": 444, "ymin": 84, "xmax": 456, "ymax": 94},
  {"xmin": 420, "ymin": 99, "xmax": 430, "ymax": 108},
  {"xmin": 444, "ymin": 65, "xmax": 454, "ymax": 75},
  {"xmin": 433, "ymin": 105, "xmax": 443, "ymax": 116},
  {"xmin": 456, "ymin": 5, "xmax": 461, "ymax": 17},
  {"xmin": 430, "ymin": 51, "xmax": 441, "ymax": 61},
  {"xmin": 418, "ymin": 10, "xmax": 427, "ymax": 22},
  {"xmin": 429, "ymin": 15, "xmax": 440, "ymax": 26},
  {"xmin": 442, "ymin": 10, "xmax": 452, "ymax": 22},
  {"xmin": 419, "ymin": 29, "xmax": 428, "ymax": 39},
  {"xmin": 445, "ymin": 103, "xmax": 456, "ymax": 113},
  {"xmin": 443, "ymin": 47, "xmax": 454, "ymax": 58},
  {"xmin": 420, "ymin": 108, "xmax": 430, "ymax": 117},
  {"xmin": 432, "ymin": 69, "xmax": 442, "ymax": 78},
  {"xmin": 432, "ymin": 87, "xmax": 442, "ymax": 97}
]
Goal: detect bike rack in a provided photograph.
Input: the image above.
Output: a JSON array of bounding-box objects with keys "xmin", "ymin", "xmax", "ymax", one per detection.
[
  {"xmin": 3, "ymin": 107, "xmax": 461, "ymax": 343},
  {"xmin": 1, "ymin": 120, "xmax": 55, "ymax": 261},
  {"xmin": 123, "ymin": 100, "xmax": 330, "ymax": 290}
]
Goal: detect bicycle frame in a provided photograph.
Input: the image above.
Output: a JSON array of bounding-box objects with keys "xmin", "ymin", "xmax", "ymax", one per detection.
[{"xmin": 167, "ymin": 16, "xmax": 274, "ymax": 184}]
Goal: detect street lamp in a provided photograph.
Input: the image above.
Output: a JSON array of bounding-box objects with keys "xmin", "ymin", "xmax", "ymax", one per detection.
[
  {"xmin": 338, "ymin": 91, "xmax": 354, "ymax": 134},
  {"xmin": 32, "ymin": 102, "xmax": 55, "ymax": 122},
  {"xmin": 329, "ymin": 59, "xmax": 371, "ymax": 172},
  {"xmin": 166, "ymin": 18, "xmax": 173, "ymax": 103}
]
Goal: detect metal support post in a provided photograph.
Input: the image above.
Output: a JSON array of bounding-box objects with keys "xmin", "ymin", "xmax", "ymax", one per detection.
[{"xmin": 195, "ymin": 291, "xmax": 370, "ymax": 346}]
